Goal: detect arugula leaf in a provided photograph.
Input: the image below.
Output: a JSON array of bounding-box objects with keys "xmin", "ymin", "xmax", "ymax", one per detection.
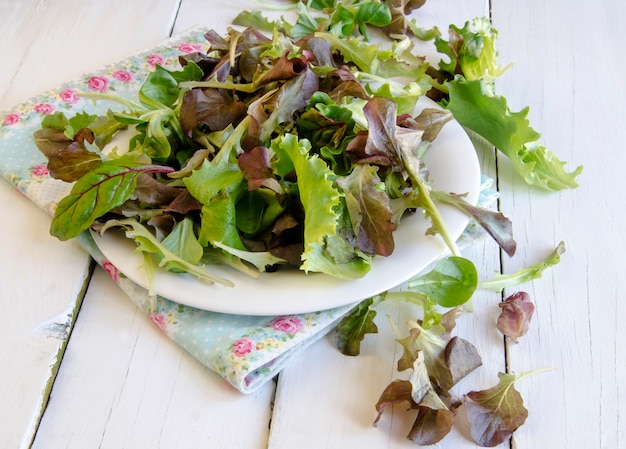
[
  {"xmin": 99, "ymin": 218, "xmax": 234, "ymax": 287},
  {"xmin": 51, "ymin": 159, "xmax": 174, "ymax": 240},
  {"xmin": 479, "ymin": 241, "xmax": 565, "ymax": 292},
  {"xmin": 446, "ymin": 78, "xmax": 583, "ymax": 190}
]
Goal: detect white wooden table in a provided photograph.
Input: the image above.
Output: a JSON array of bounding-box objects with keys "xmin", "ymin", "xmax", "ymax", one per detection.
[{"xmin": 1, "ymin": 1, "xmax": 623, "ymax": 448}]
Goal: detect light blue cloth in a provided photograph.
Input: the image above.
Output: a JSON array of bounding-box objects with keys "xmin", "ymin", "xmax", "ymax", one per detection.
[{"xmin": 0, "ymin": 27, "xmax": 496, "ymax": 393}]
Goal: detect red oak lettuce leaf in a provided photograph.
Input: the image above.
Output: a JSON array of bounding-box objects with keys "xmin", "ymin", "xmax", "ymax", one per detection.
[
  {"xmin": 253, "ymin": 53, "xmax": 308, "ymax": 87},
  {"xmin": 180, "ymin": 88, "xmax": 247, "ymax": 136},
  {"xmin": 165, "ymin": 189, "xmax": 202, "ymax": 215},
  {"xmin": 373, "ymin": 379, "xmax": 417, "ymax": 426},
  {"xmin": 408, "ymin": 403, "xmax": 455, "ymax": 445},
  {"xmin": 336, "ymin": 164, "xmax": 396, "ymax": 256},
  {"xmin": 361, "ymin": 97, "xmax": 404, "ymax": 171},
  {"xmin": 33, "ymin": 127, "xmax": 101, "ymax": 182},
  {"xmin": 237, "ymin": 145, "xmax": 281, "ymax": 191},
  {"xmin": 497, "ymin": 291, "xmax": 535, "ymax": 343},
  {"xmin": 133, "ymin": 173, "xmax": 183, "ymax": 206},
  {"xmin": 464, "ymin": 372, "xmax": 530, "ymax": 447}
]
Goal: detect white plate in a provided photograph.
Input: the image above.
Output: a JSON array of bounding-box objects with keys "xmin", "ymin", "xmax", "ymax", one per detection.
[{"xmin": 91, "ymin": 98, "xmax": 481, "ymax": 315}]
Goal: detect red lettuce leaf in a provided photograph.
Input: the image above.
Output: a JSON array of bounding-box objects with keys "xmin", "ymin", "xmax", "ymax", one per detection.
[{"xmin": 497, "ymin": 291, "xmax": 535, "ymax": 343}]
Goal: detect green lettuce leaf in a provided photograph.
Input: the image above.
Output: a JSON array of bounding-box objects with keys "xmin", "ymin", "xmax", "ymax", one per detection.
[
  {"xmin": 270, "ymin": 133, "xmax": 371, "ymax": 279},
  {"xmin": 446, "ymin": 78, "xmax": 583, "ymax": 190},
  {"xmin": 183, "ymin": 158, "xmax": 247, "ymax": 249}
]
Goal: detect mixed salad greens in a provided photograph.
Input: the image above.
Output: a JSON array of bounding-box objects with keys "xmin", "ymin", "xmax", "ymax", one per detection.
[{"xmin": 33, "ymin": 0, "xmax": 581, "ymax": 446}]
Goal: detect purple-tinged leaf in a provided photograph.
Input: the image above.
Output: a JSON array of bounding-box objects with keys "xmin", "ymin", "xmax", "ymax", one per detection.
[
  {"xmin": 180, "ymin": 88, "xmax": 247, "ymax": 136},
  {"xmin": 336, "ymin": 164, "xmax": 396, "ymax": 256},
  {"xmin": 464, "ymin": 372, "xmax": 530, "ymax": 447},
  {"xmin": 51, "ymin": 161, "xmax": 174, "ymax": 240},
  {"xmin": 408, "ymin": 402, "xmax": 455, "ymax": 445},
  {"xmin": 439, "ymin": 336, "xmax": 482, "ymax": 390},
  {"xmin": 133, "ymin": 173, "xmax": 183, "ymax": 206},
  {"xmin": 497, "ymin": 291, "xmax": 535, "ymax": 343},
  {"xmin": 34, "ymin": 127, "xmax": 102, "ymax": 182},
  {"xmin": 373, "ymin": 379, "xmax": 416, "ymax": 426},
  {"xmin": 431, "ymin": 190, "xmax": 517, "ymax": 257}
]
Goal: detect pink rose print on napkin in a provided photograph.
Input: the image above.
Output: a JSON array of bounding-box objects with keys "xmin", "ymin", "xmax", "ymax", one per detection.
[
  {"xmin": 3, "ymin": 113, "xmax": 20, "ymax": 126},
  {"xmin": 178, "ymin": 42, "xmax": 202, "ymax": 53},
  {"xmin": 271, "ymin": 316, "xmax": 304, "ymax": 335},
  {"xmin": 149, "ymin": 312, "xmax": 167, "ymax": 332},
  {"xmin": 33, "ymin": 103, "xmax": 55, "ymax": 114},
  {"xmin": 147, "ymin": 53, "xmax": 165, "ymax": 67},
  {"xmin": 87, "ymin": 75, "xmax": 109, "ymax": 92},
  {"xmin": 112, "ymin": 69, "xmax": 133, "ymax": 83},
  {"xmin": 59, "ymin": 88, "xmax": 79, "ymax": 104},
  {"xmin": 102, "ymin": 260, "xmax": 120, "ymax": 282},
  {"xmin": 232, "ymin": 337, "xmax": 255, "ymax": 357},
  {"xmin": 31, "ymin": 164, "xmax": 49, "ymax": 177}
]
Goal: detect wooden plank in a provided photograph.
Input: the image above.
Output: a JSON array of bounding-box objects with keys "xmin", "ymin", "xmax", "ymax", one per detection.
[
  {"xmin": 264, "ymin": 2, "xmax": 515, "ymax": 448},
  {"xmin": 32, "ymin": 268, "xmax": 274, "ymax": 449},
  {"xmin": 0, "ymin": 2, "xmax": 96, "ymax": 447},
  {"xmin": 0, "ymin": 182, "xmax": 91, "ymax": 449},
  {"xmin": 492, "ymin": 1, "xmax": 625, "ymax": 448}
]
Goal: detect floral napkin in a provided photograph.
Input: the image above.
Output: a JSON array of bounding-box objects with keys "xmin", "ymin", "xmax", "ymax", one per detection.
[{"xmin": 0, "ymin": 28, "xmax": 496, "ymax": 393}]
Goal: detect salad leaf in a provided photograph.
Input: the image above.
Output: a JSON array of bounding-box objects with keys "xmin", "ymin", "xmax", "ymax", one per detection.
[
  {"xmin": 336, "ymin": 164, "xmax": 396, "ymax": 256},
  {"xmin": 160, "ymin": 217, "xmax": 204, "ymax": 268},
  {"xmin": 271, "ymin": 133, "xmax": 371, "ymax": 279},
  {"xmin": 51, "ymin": 159, "xmax": 174, "ymax": 240},
  {"xmin": 446, "ymin": 78, "xmax": 583, "ymax": 191},
  {"xmin": 335, "ymin": 296, "xmax": 379, "ymax": 356},
  {"xmin": 33, "ymin": 126, "xmax": 102, "ymax": 182},
  {"xmin": 408, "ymin": 399, "xmax": 455, "ymax": 446},
  {"xmin": 99, "ymin": 218, "xmax": 234, "ymax": 287},
  {"xmin": 497, "ymin": 291, "xmax": 535, "ymax": 343},
  {"xmin": 480, "ymin": 241, "xmax": 566, "ymax": 292},
  {"xmin": 431, "ymin": 190, "xmax": 517, "ymax": 257},
  {"xmin": 183, "ymin": 158, "xmax": 247, "ymax": 250},
  {"xmin": 464, "ymin": 370, "xmax": 546, "ymax": 447},
  {"xmin": 407, "ymin": 256, "xmax": 478, "ymax": 308},
  {"xmin": 435, "ymin": 17, "xmax": 509, "ymax": 83}
]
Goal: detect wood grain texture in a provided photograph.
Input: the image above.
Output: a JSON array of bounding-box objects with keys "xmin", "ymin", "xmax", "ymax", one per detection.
[
  {"xmin": 493, "ymin": 1, "xmax": 625, "ymax": 448},
  {"xmin": 32, "ymin": 268, "xmax": 274, "ymax": 449},
  {"xmin": 0, "ymin": 182, "xmax": 91, "ymax": 449},
  {"xmin": 0, "ymin": 0, "xmax": 624, "ymax": 448}
]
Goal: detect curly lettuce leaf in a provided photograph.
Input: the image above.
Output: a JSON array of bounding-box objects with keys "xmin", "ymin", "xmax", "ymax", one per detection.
[
  {"xmin": 446, "ymin": 78, "xmax": 583, "ymax": 190},
  {"xmin": 270, "ymin": 133, "xmax": 371, "ymax": 279},
  {"xmin": 435, "ymin": 17, "xmax": 509, "ymax": 82}
]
